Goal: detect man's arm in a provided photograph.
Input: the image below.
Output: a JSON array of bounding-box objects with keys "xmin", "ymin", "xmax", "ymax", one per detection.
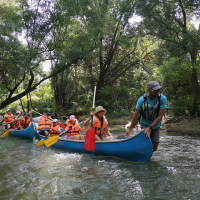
[
  {"xmin": 83, "ymin": 116, "xmax": 92, "ymax": 126},
  {"xmin": 4, "ymin": 115, "xmax": 13, "ymax": 118},
  {"xmin": 144, "ymin": 108, "xmax": 166, "ymax": 137}
]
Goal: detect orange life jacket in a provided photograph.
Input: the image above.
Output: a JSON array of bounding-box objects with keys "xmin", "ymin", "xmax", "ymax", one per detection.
[
  {"xmin": 38, "ymin": 116, "xmax": 53, "ymax": 130},
  {"xmin": 92, "ymin": 116, "xmax": 107, "ymax": 138},
  {"xmin": 13, "ymin": 119, "xmax": 20, "ymax": 129},
  {"xmin": 50, "ymin": 125, "xmax": 60, "ymax": 137},
  {"xmin": 3, "ymin": 114, "xmax": 14, "ymax": 124},
  {"xmin": 20, "ymin": 118, "xmax": 30, "ymax": 128},
  {"xmin": 65, "ymin": 122, "xmax": 80, "ymax": 137}
]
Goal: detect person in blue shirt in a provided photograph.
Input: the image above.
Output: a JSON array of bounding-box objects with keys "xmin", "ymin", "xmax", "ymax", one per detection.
[{"xmin": 126, "ymin": 81, "xmax": 167, "ymax": 152}]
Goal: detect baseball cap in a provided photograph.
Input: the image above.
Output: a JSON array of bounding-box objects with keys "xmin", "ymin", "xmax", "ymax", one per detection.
[
  {"xmin": 148, "ymin": 81, "xmax": 162, "ymax": 90},
  {"xmin": 6, "ymin": 109, "xmax": 11, "ymax": 112},
  {"xmin": 52, "ymin": 119, "xmax": 58, "ymax": 123},
  {"xmin": 69, "ymin": 115, "xmax": 76, "ymax": 121},
  {"xmin": 16, "ymin": 111, "xmax": 21, "ymax": 114},
  {"xmin": 43, "ymin": 110, "xmax": 50, "ymax": 115}
]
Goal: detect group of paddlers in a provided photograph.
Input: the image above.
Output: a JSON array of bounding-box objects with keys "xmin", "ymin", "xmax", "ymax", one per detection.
[
  {"xmin": 2, "ymin": 106, "xmax": 116, "ymax": 141},
  {"xmin": 3, "ymin": 109, "xmax": 30, "ymax": 130}
]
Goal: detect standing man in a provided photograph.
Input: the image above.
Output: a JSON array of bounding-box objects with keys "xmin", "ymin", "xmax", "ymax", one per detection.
[{"xmin": 126, "ymin": 81, "xmax": 167, "ymax": 152}]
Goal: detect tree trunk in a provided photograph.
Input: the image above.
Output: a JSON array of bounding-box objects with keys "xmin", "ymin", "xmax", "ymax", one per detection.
[
  {"xmin": 190, "ymin": 53, "xmax": 200, "ymax": 115},
  {"xmin": 108, "ymin": 67, "xmax": 118, "ymax": 109}
]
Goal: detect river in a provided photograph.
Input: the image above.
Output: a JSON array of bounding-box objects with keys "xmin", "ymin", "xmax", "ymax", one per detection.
[{"xmin": 0, "ymin": 125, "xmax": 200, "ymax": 200}]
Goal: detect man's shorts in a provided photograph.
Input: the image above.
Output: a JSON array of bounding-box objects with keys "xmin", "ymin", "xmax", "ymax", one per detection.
[{"xmin": 141, "ymin": 123, "xmax": 160, "ymax": 144}]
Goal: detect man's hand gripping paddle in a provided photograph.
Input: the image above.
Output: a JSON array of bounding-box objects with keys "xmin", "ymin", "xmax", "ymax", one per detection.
[{"xmin": 84, "ymin": 84, "xmax": 97, "ymax": 151}]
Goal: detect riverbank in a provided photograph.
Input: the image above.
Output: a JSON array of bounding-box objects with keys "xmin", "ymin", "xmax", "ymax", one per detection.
[
  {"xmin": 161, "ymin": 117, "xmax": 200, "ymax": 135},
  {"xmin": 100, "ymin": 115, "xmax": 200, "ymax": 136}
]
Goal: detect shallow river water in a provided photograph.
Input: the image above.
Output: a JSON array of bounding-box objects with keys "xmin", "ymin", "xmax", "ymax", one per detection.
[{"xmin": 0, "ymin": 125, "xmax": 200, "ymax": 200}]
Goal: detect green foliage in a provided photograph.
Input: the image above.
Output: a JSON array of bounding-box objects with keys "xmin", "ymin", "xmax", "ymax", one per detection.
[
  {"xmin": 34, "ymin": 81, "xmax": 56, "ymax": 114},
  {"xmin": 169, "ymin": 96, "xmax": 195, "ymax": 117},
  {"xmin": 1, "ymin": 0, "xmax": 200, "ymax": 119}
]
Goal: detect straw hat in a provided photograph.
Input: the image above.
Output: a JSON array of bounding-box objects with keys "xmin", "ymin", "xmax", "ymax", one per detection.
[{"xmin": 94, "ymin": 106, "xmax": 107, "ymax": 115}]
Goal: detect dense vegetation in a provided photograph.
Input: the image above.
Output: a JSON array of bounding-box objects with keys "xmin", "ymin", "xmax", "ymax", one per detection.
[{"xmin": 0, "ymin": 0, "xmax": 200, "ymax": 117}]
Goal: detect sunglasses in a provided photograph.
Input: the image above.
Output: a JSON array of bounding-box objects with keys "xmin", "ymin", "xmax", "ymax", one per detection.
[{"xmin": 150, "ymin": 89, "xmax": 160, "ymax": 93}]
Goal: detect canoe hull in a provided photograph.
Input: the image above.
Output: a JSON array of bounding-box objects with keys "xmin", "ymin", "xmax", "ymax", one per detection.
[
  {"xmin": 8, "ymin": 123, "xmax": 35, "ymax": 140},
  {"xmin": 36, "ymin": 130, "xmax": 153, "ymax": 162}
]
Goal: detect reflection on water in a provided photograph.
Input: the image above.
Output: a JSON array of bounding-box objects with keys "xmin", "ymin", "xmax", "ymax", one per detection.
[{"xmin": 0, "ymin": 126, "xmax": 200, "ymax": 199}]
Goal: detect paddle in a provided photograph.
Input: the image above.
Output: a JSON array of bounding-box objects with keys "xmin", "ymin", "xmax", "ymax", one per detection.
[
  {"xmin": 36, "ymin": 129, "xmax": 52, "ymax": 146},
  {"xmin": 32, "ymin": 110, "xmax": 53, "ymax": 121},
  {"xmin": 44, "ymin": 121, "xmax": 83, "ymax": 147},
  {"xmin": 84, "ymin": 84, "xmax": 97, "ymax": 151},
  {"xmin": 0, "ymin": 129, "xmax": 9, "ymax": 137}
]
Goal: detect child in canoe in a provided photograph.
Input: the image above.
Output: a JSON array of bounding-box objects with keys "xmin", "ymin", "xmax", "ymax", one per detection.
[
  {"xmin": 49, "ymin": 119, "xmax": 61, "ymax": 137},
  {"xmin": 12, "ymin": 111, "xmax": 23, "ymax": 130},
  {"xmin": 63, "ymin": 115, "xmax": 85, "ymax": 140},
  {"xmin": 19, "ymin": 111, "xmax": 31, "ymax": 130},
  {"xmin": 83, "ymin": 106, "xmax": 116, "ymax": 141}
]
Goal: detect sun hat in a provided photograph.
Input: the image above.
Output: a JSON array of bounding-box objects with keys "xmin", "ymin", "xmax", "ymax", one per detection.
[
  {"xmin": 52, "ymin": 119, "xmax": 58, "ymax": 123},
  {"xmin": 69, "ymin": 115, "xmax": 76, "ymax": 121},
  {"xmin": 148, "ymin": 81, "xmax": 162, "ymax": 90},
  {"xmin": 16, "ymin": 111, "xmax": 21, "ymax": 114},
  {"xmin": 43, "ymin": 110, "xmax": 50, "ymax": 115},
  {"xmin": 6, "ymin": 109, "xmax": 11, "ymax": 112},
  {"xmin": 94, "ymin": 106, "xmax": 107, "ymax": 115}
]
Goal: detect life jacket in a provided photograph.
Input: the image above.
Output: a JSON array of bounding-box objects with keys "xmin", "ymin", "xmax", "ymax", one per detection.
[
  {"xmin": 20, "ymin": 118, "xmax": 30, "ymax": 128},
  {"xmin": 13, "ymin": 119, "xmax": 20, "ymax": 129},
  {"xmin": 3, "ymin": 114, "xmax": 14, "ymax": 124},
  {"xmin": 140, "ymin": 93, "xmax": 161, "ymax": 120},
  {"xmin": 65, "ymin": 122, "xmax": 80, "ymax": 137},
  {"xmin": 38, "ymin": 116, "xmax": 53, "ymax": 130},
  {"xmin": 50, "ymin": 125, "xmax": 60, "ymax": 137},
  {"xmin": 92, "ymin": 116, "xmax": 107, "ymax": 139}
]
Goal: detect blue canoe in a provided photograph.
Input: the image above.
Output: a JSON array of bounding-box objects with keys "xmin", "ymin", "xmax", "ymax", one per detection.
[
  {"xmin": 35, "ymin": 130, "xmax": 153, "ymax": 162},
  {"xmin": 8, "ymin": 122, "xmax": 36, "ymax": 140}
]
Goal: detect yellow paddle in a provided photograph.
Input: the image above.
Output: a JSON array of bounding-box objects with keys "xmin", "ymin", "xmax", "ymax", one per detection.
[
  {"xmin": 36, "ymin": 129, "xmax": 53, "ymax": 146},
  {"xmin": 44, "ymin": 135, "xmax": 60, "ymax": 147},
  {"xmin": 36, "ymin": 138, "xmax": 45, "ymax": 146},
  {"xmin": 0, "ymin": 129, "xmax": 9, "ymax": 137}
]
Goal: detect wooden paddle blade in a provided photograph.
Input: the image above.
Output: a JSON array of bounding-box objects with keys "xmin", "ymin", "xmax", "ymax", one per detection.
[
  {"xmin": 36, "ymin": 139, "xmax": 45, "ymax": 146},
  {"xmin": 44, "ymin": 136, "xmax": 59, "ymax": 147},
  {"xmin": 0, "ymin": 129, "xmax": 9, "ymax": 137},
  {"xmin": 84, "ymin": 127, "xmax": 95, "ymax": 151}
]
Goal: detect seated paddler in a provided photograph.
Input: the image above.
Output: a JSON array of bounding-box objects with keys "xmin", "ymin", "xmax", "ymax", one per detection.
[
  {"xmin": 3, "ymin": 109, "xmax": 14, "ymax": 129},
  {"xmin": 19, "ymin": 111, "xmax": 31, "ymax": 130},
  {"xmin": 83, "ymin": 106, "xmax": 116, "ymax": 141},
  {"xmin": 30, "ymin": 109, "xmax": 53, "ymax": 136},
  {"xmin": 63, "ymin": 115, "xmax": 85, "ymax": 140},
  {"xmin": 12, "ymin": 111, "xmax": 23, "ymax": 130},
  {"xmin": 49, "ymin": 119, "xmax": 61, "ymax": 137}
]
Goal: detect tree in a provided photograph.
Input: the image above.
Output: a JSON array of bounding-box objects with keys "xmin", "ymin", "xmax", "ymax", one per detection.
[
  {"xmin": 135, "ymin": 0, "xmax": 200, "ymax": 114},
  {"xmin": 0, "ymin": 0, "xmax": 92, "ymax": 109},
  {"xmin": 72, "ymin": 0, "xmax": 156, "ymax": 106}
]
